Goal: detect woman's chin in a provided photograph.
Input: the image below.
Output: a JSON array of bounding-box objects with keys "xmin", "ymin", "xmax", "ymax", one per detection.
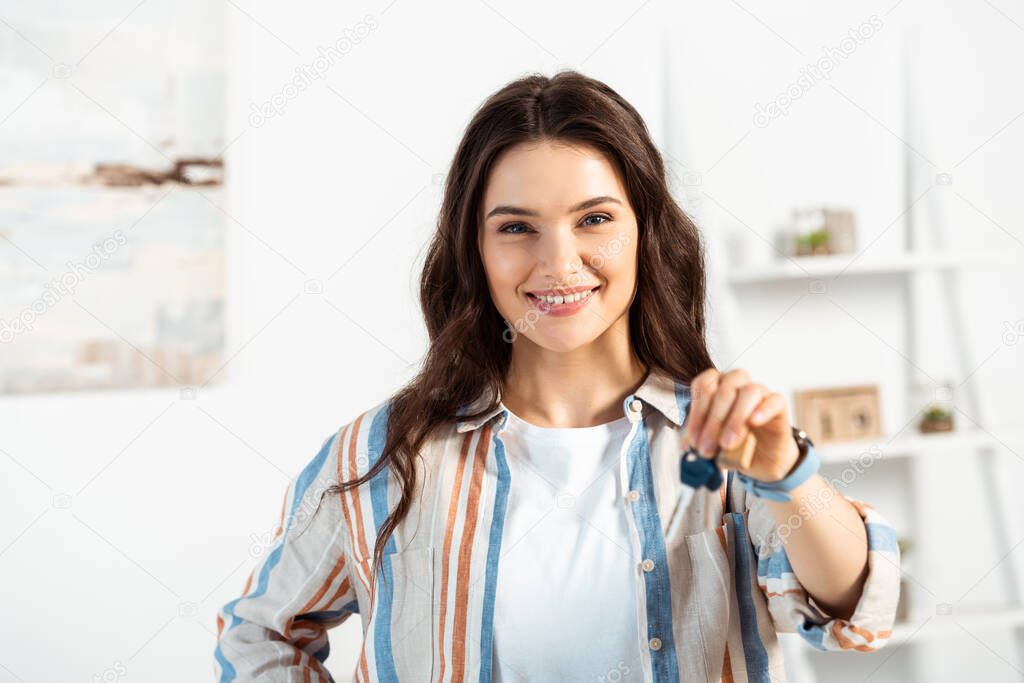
[{"xmin": 530, "ymin": 330, "xmax": 601, "ymax": 354}]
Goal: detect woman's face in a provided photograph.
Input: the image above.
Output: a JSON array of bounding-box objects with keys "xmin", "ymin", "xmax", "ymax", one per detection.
[{"xmin": 478, "ymin": 139, "xmax": 640, "ymax": 353}]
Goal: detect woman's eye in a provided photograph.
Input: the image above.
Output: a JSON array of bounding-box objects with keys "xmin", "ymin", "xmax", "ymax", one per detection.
[
  {"xmin": 498, "ymin": 223, "xmax": 530, "ymax": 234},
  {"xmin": 498, "ymin": 214, "xmax": 610, "ymax": 234}
]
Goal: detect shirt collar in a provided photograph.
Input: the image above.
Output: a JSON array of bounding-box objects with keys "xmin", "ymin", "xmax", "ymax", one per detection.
[{"xmin": 454, "ymin": 367, "xmax": 691, "ymax": 433}]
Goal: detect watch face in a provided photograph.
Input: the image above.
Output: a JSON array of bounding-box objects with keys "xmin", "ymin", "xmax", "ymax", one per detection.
[{"xmin": 792, "ymin": 426, "xmax": 812, "ymax": 452}]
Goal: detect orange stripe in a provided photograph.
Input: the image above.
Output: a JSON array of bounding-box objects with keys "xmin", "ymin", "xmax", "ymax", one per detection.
[
  {"xmin": 714, "ymin": 522, "xmax": 734, "ymax": 682},
  {"xmin": 292, "ymin": 620, "xmax": 343, "ymax": 676},
  {"xmin": 347, "ymin": 414, "xmax": 370, "ymax": 561},
  {"xmin": 287, "ymin": 646, "xmax": 329, "ymax": 682},
  {"xmin": 335, "ymin": 424, "xmax": 363, "ymax": 591},
  {"xmin": 306, "ymin": 428, "xmax": 356, "ymax": 619},
  {"xmin": 438, "ymin": 431, "xmax": 475, "ymax": 683},
  {"xmin": 451, "ymin": 424, "xmax": 491, "ymax": 682},
  {"xmin": 721, "ymin": 645, "xmax": 734, "ymax": 683},
  {"xmin": 763, "ymin": 589, "xmax": 804, "ymax": 597},
  {"xmin": 274, "ymin": 486, "xmax": 288, "ymax": 538},
  {"xmin": 218, "ymin": 567, "xmax": 256, "ymax": 639},
  {"xmin": 284, "ymin": 432, "xmax": 348, "ymax": 679},
  {"xmin": 846, "ymin": 622, "xmax": 878, "ymax": 643},
  {"xmin": 219, "ymin": 568, "xmax": 255, "ymax": 639},
  {"xmin": 356, "ymin": 562, "xmax": 380, "ymax": 677},
  {"xmin": 284, "ymin": 552, "xmax": 348, "ymax": 639},
  {"xmin": 241, "ymin": 568, "xmax": 255, "ymax": 596},
  {"xmin": 341, "ymin": 416, "xmax": 372, "ymax": 683},
  {"xmin": 831, "ymin": 621, "xmax": 877, "ymax": 651},
  {"xmin": 298, "ymin": 552, "xmax": 348, "ymax": 614},
  {"xmin": 323, "ymin": 576, "xmax": 352, "ymax": 611},
  {"xmin": 294, "ymin": 620, "xmax": 324, "ymax": 649},
  {"xmin": 293, "ymin": 625, "xmax": 330, "ymax": 668}
]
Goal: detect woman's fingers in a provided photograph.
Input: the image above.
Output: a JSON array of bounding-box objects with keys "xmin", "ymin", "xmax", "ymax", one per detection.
[
  {"xmin": 683, "ymin": 368, "xmax": 796, "ymax": 480},
  {"xmin": 688, "ymin": 368, "xmax": 750, "ymax": 458},
  {"xmin": 684, "ymin": 368, "xmax": 719, "ymax": 451},
  {"xmin": 750, "ymin": 391, "xmax": 787, "ymax": 427},
  {"xmin": 720, "ymin": 383, "xmax": 768, "ymax": 450},
  {"xmin": 715, "ymin": 383, "xmax": 767, "ymax": 469}
]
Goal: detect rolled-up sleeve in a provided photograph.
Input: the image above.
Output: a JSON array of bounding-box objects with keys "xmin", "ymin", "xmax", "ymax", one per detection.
[
  {"xmin": 744, "ymin": 492, "xmax": 901, "ymax": 653},
  {"xmin": 214, "ymin": 427, "xmax": 360, "ymax": 681}
]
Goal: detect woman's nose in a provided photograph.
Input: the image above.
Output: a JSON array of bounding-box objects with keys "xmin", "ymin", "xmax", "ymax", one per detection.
[{"xmin": 536, "ymin": 230, "xmax": 587, "ymax": 280}]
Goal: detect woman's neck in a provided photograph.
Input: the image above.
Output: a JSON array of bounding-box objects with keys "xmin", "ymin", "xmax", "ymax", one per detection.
[{"xmin": 500, "ymin": 340, "xmax": 648, "ymax": 428}]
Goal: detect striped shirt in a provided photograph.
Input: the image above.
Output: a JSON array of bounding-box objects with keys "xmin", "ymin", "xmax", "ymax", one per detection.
[{"xmin": 213, "ymin": 368, "xmax": 901, "ymax": 682}]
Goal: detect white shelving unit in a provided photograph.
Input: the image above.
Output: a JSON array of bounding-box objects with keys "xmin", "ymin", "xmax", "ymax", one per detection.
[
  {"xmin": 696, "ymin": 24, "xmax": 1024, "ymax": 679},
  {"xmin": 813, "ymin": 423, "xmax": 1024, "ymax": 466},
  {"xmin": 717, "ymin": 246, "xmax": 1024, "ymax": 682},
  {"xmin": 725, "ymin": 250, "xmax": 1018, "ymax": 286}
]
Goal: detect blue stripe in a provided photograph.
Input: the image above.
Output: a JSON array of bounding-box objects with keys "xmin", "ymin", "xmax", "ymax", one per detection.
[
  {"xmin": 755, "ymin": 544, "xmax": 794, "ymax": 579},
  {"xmin": 730, "ymin": 511, "xmax": 772, "ymax": 681},
  {"xmin": 796, "ymin": 620, "xmax": 828, "ymax": 650},
  {"xmin": 479, "ymin": 412, "xmax": 512, "ymax": 683},
  {"xmin": 368, "ymin": 403, "xmax": 399, "ymax": 679},
  {"xmin": 623, "ymin": 396, "xmax": 680, "ymax": 681},
  {"xmin": 298, "ymin": 601, "xmax": 360, "ymax": 622},
  {"xmin": 215, "ymin": 432, "xmax": 336, "ymax": 682},
  {"xmin": 866, "ymin": 522, "xmax": 899, "ymax": 553},
  {"xmin": 674, "ymin": 381, "xmax": 692, "ymax": 429}
]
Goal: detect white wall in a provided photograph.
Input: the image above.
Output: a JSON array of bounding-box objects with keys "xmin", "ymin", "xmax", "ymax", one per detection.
[{"xmin": 1, "ymin": 1, "xmax": 1022, "ymax": 681}]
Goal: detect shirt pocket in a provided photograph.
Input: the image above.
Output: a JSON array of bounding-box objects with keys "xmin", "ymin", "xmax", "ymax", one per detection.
[
  {"xmin": 357, "ymin": 545, "xmax": 435, "ymax": 681},
  {"xmin": 686, "ymin": 522, "xmax": 733, "ymax": 637},
  {"xmin": 670, "ymin": 522, "xmax": 734, "ymax": 681}
]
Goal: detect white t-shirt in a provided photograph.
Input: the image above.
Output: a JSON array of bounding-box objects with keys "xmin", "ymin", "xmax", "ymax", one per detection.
[{"xmin": 492, "ymin": 403, "xmax": 645, "ymax": 682}]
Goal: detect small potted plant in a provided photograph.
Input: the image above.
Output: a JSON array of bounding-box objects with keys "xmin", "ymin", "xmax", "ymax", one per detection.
[
  {"xmin": 795, "ymin": 228, "xmax": 830, "ymax": 256},
  {"xmin": 919, "ymin": 405, "xmax": 953, "ymax": 433}
]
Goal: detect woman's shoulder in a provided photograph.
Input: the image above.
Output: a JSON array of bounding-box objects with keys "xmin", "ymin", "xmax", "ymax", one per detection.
[
  {"xmin": 324, "ymin": 393, "xmax": 457, "ymax": 469},
  {"xmin": 322, "ymin": 395, "xmax": 394, "ymax": 462}
]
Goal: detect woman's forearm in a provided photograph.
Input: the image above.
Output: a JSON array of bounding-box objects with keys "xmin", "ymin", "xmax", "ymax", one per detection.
[{"xmin": 760, "ymin": 473, "xmax": 869, "ymax": 620}]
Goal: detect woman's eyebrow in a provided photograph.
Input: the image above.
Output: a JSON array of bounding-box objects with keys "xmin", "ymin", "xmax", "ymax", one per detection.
[{"xmin": 484, "ymin": 195, "xmax": 622, "ymax": 219}]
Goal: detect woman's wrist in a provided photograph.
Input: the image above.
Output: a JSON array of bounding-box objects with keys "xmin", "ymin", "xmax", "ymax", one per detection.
[{"xmin": 735, "ymin": 428, "xmax": 820, "ymax": 502}]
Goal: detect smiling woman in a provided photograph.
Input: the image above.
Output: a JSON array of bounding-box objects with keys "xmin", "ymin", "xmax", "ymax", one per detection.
[
  {"xmin": 214, "ymin": 69, "xmax": 901, "ymax": 683},
  {"xmin": 479, "ymin": 142, "xmax": 639, "ymax": 350}
]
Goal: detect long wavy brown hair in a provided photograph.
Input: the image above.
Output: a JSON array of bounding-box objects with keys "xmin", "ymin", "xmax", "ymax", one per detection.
[{"xmin": 321, "ymin": 68, "xmax": 714, "ymax": 590}]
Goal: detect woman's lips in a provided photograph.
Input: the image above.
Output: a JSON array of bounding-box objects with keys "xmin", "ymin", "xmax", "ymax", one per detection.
[{"xmin": 526, "ymin": 286, "xmax": 599, "ymax": 317}]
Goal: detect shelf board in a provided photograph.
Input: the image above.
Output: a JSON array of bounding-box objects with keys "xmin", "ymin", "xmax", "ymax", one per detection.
[
  {"xmin": 815, "ymin": 426, "xmax": 1024, "ymax": 465},
  {"xmin": 892, "ymin": 605, "xmax": 1024, "ymax": 643},
  {"xmin": 726, "ymin": 250, "xmax": 1016, "ymax": 285}
]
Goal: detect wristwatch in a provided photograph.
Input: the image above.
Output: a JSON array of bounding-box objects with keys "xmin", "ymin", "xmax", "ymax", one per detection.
[
  {"xmin": 787, "ymin": 426, "xmax": 813, "ymax": 476},
  {"xmin": 734, "ymin": 425, "xmax": 820, "ymax": 501},
  {"xmin": 678, "ymin": 425, "xmax": 819, "ymax": 502}
]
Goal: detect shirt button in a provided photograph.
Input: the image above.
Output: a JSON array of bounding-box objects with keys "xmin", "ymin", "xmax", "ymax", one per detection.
[
  {"xmin": 627, "ymin": 490, "xmax": 640, "ymax": 502},
  {"xmin": 629, "ymin": 399, "xmax": 643, "ymax": 413},
  {"xmin": 641, "ymin": 558, "xmax": 655, "ymax": 572},
  {"xmin": 649, "ymin": 637, "xmax": 662, "ymax": 651}
]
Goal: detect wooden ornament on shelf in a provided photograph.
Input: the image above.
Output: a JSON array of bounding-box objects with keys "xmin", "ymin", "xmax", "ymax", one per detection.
[{"xmin": 793, "ymin": 384, "xmax": 883, "ymax": 444}]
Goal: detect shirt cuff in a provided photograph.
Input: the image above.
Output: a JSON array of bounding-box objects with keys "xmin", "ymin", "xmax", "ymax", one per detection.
[{"xmin": 795, "ymin": 498, "xmax": 902, "ymax": 652}]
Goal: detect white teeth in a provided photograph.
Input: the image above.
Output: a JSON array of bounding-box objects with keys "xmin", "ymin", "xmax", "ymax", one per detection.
[{"xmin": 534, "ymin": 288, "xmax": 595, "ymax": 305}]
